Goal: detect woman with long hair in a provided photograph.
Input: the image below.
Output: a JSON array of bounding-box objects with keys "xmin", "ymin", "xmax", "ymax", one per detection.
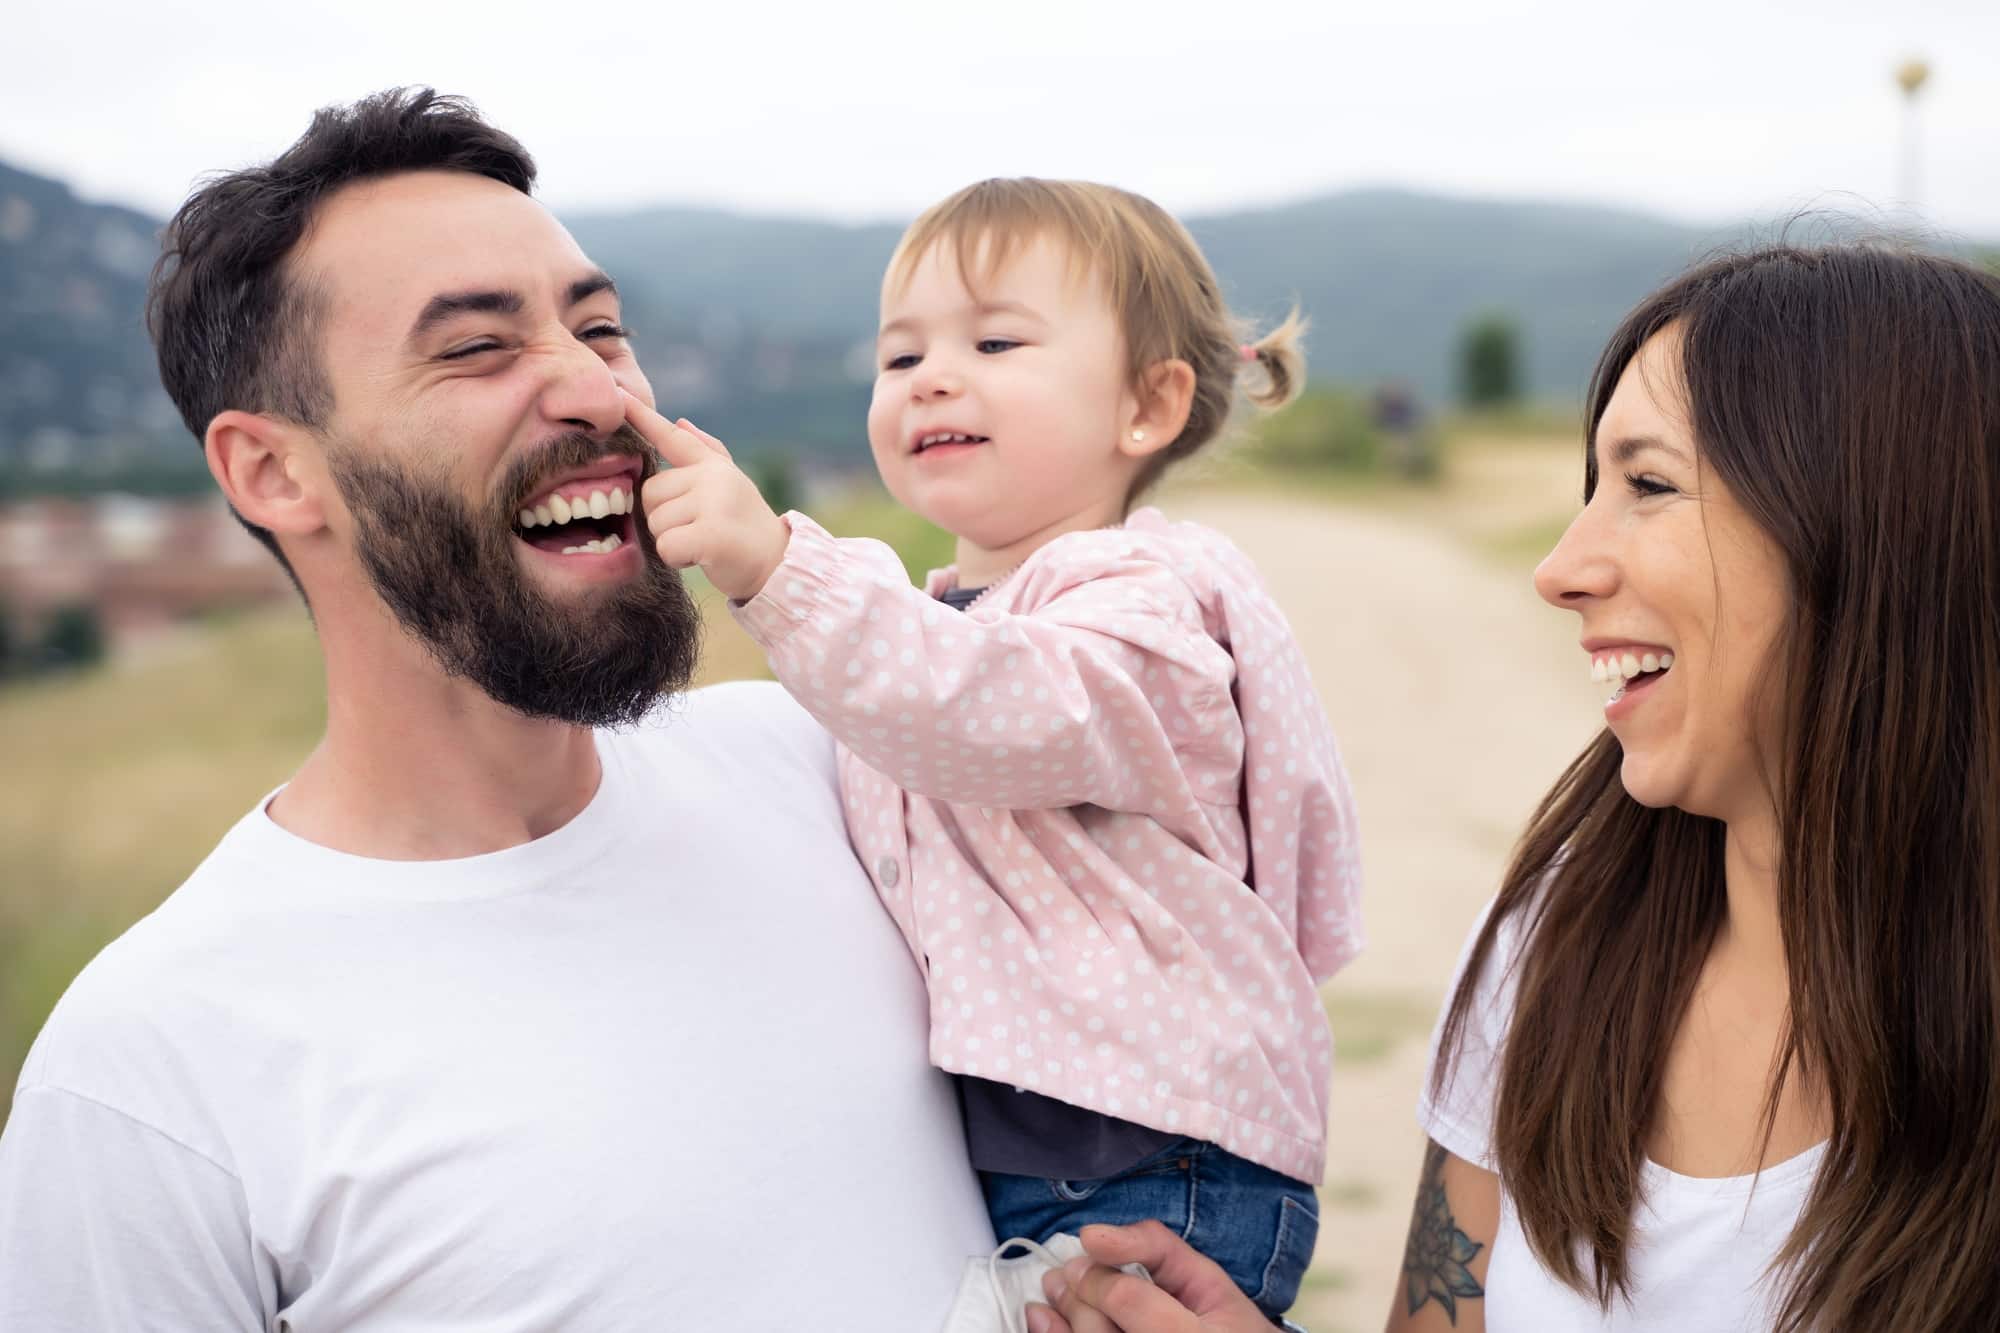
[
  {"xmin": 1404, "ymin": 240, "xmax": 2000, "ymax": 1331},
  {"xmin": 1026, "ymin": 243, "xmax": 2000, "ymax": 1332}
]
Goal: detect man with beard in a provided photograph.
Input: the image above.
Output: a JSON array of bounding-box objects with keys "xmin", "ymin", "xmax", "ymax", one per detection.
[{"xmin": 0, "ymin": 89, "xmax": 997, "ymax": 1329}]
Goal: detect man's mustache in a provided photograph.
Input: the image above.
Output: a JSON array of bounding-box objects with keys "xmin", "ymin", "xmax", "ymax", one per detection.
[{"xmin": 496, "ymin": 425, "xmax": 657, "ymax": 518}]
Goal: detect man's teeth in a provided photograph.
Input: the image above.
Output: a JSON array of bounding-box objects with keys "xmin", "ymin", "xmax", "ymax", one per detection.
[
  {"xmin": 518, "ymin": 485, "xmax": 631, "ymax": 529},
  {"xmin": 1590, "ymin": 651, "xmax": 1675, "ymax": 683},
  {"xmin": 559, "ymin": 533, "xmax": 625, "ymax": 556}
]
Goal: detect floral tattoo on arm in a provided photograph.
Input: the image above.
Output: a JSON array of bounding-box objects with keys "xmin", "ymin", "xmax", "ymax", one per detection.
[{"xmin": 1402, "ymin": 1140, "xmax": 1486, "ymax": 1323}]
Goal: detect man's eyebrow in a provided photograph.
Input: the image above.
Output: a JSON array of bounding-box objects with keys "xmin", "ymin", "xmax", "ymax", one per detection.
[
  {"xmin": 1605, "ymin": 434, "xmax": 1691, "ymax": 466},
  {"xmin": 406, "ymin": 289, "xmax": 524, "ymax": 344},
  {"xmin": 567, "ymin": 270, "xmax": 617, "ymax": 308}
]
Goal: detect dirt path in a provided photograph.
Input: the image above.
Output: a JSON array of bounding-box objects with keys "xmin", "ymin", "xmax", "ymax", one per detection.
[{"xmin": 1169, "ymin": 484, "xmax": 1600, "ymax": 1331}]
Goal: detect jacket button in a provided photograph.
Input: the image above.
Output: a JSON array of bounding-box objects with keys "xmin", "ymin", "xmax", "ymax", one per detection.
[{"xmin": 876, "ymin": 857, "xmax": 901, "ymax": 889}]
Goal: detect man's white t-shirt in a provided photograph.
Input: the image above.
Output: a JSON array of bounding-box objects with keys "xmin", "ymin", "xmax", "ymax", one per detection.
[
  {"xmin": 1418, "ymin": 901, "xmax": 1824, "ymax": 1332},
  {"xmin": 0, "ymin": 682, "xmax": 995, "ymax": 1331}
]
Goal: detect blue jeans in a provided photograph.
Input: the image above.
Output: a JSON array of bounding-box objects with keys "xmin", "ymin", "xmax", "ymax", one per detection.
[{"xmin": 979, "ymin": 1137, "xmax": 1320, "ymax": 1321}]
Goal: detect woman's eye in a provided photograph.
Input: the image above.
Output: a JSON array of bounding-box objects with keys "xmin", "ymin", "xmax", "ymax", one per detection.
[
  {"xmin": 976, "ymin": 338, "xmax": 1021, "ymax": 354},
  {"xmin": 883, "ymin": 353, "xmax": 920, "ymax": 371},
  {"xmin": 1625, "ymin": 472, "xmax": 1676, "ymax": 498}
]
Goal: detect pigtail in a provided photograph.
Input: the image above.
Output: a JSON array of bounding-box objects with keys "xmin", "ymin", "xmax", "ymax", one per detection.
[{"xmin": 1240, "ymin": 307, "xmax": 1308, "ymax": 411}]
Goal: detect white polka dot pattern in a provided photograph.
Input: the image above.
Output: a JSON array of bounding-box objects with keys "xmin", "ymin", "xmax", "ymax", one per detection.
[{"xmin": 733, "ymin": 509, "xmax": 1365, "ymax": 1184}]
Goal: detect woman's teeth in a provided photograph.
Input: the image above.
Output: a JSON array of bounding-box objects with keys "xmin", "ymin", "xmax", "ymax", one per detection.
[
  {"xmin": 1591, "ymin": 650, "xmax": 1674, "ymax": 686},
  {"xmin": 518, "ymin": 485, "xmax": 632, "ymax": 529}
]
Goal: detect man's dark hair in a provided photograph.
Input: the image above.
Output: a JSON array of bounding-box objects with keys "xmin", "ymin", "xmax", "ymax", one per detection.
[{"xmin": 146, "ymin": 88, "xmax": 537, "ymax": 580}]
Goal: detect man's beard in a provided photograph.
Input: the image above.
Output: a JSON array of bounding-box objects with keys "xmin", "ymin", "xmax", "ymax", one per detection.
[{"xmin": 325, "ymin": 426, "xmax": 700, "ymax": 728}]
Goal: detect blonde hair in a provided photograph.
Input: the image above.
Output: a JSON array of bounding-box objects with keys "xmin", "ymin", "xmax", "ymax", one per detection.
[{"xmin": 887, "ymin": 177, "xmax": 1307, "ymax": 502}]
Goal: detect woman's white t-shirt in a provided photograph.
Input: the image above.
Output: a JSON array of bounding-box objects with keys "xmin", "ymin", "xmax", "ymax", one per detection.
[{"xmin": 1418, "ymin": 902, "xmax": 1825, "ymax": 1332}]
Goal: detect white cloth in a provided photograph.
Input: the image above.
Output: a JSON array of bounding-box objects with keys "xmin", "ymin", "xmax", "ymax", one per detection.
[
  {"xmin": 1418, "ymin": 901, "xmax": 1823, "ymax": 1332},
  {"xmin": 0, "ymin": 681, "xmax": 995, "ymax": 1332},
  {"xmin": 938, "ymin": 1234, "xmax": 1152, "ymax": 1333}
]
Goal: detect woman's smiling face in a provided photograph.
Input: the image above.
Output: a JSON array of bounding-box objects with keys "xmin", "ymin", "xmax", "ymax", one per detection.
[{"xmin": 1534, "ymin": 326, "xmax": 1791, "ymax": 824}]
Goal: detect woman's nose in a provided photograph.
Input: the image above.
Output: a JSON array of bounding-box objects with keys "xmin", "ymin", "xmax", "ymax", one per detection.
[{"xmin": 1534, "ymin": 501, "xmax": 1620, "ymax": 610}]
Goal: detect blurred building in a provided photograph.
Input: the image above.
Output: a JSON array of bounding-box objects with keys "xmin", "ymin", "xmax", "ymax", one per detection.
[{"xmin": 0, "ymin": 496, "xmax": 293, "ymax": 648}]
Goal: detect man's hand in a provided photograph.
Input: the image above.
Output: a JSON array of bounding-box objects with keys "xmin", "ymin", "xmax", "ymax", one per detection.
[
  {"xmin": 1024, "ymin": 1222, "xmax": 1281, "ymax": 1333},
  {"xmin": 622, "ymin": 388, "xmax": 791, "ymax": 602}
]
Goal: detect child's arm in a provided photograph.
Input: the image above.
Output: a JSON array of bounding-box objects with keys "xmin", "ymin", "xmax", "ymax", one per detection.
[
  {"xmin": 732, "ymin": 512, "xmax": 1239, "ymax": 813},
  {"xmin": 625, "ymin": 396, "xmax": 1237, "ymax": 813}
]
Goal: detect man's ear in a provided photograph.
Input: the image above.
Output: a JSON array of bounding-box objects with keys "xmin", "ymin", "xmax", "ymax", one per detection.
[
  {"xmin": 1118, "ymin": 359, "xmax": 1197, "ymax": 460},
  {"xmin": 204, "ymin": 410, "xmax": 331, "ymax": 540}
]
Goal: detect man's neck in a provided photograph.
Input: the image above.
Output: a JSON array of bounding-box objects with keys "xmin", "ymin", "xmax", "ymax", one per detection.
[{"xmin": 271, "ymin": 602, "xmax": 603, "ymax": 862}]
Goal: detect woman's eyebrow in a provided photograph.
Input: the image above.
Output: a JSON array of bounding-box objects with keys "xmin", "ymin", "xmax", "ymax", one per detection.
[{"xmin": 1606, "ymin": 434, "xmax": 1691, "ymax": 466}]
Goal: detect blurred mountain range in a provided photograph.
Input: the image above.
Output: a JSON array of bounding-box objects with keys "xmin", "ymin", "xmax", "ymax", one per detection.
[{"xmin": 3, "ymin": 154, "xmax": 1988, "ymax": 485}]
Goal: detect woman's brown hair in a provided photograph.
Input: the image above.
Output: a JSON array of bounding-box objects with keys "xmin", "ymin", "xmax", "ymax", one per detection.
[{"xmin": 1432, "ymin": 243, "xmax": 2000, "ymax": 1331}]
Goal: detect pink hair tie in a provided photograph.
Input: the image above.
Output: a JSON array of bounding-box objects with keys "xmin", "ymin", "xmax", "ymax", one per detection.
[{"xmin": 1239, "ymin": 343, "xmax": 1257, "ymax": 362}]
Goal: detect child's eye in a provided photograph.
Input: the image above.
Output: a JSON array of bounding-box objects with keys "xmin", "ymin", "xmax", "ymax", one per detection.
[
  {"xmin": 1625, "ymin": 472, "xmax": 1676, "ymax": 498},
  {"xmin": 883, "ymin": 353, "xmax": 920, "ymax": 371},
  {"xmin": 976, "ymin": 338, "xmax": 1021, "ymax": 354}
]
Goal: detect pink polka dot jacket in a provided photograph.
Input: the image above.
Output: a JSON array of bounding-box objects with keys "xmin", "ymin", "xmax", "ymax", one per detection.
[{"xmin": 732, "ymin": 507, "xmax": 1365, "ymax": 1184}]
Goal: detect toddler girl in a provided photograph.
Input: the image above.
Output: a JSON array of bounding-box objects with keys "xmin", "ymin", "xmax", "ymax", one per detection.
[{"xmin": 631, "ymin": 178, "xmax": 1363, "ymax": 1325}]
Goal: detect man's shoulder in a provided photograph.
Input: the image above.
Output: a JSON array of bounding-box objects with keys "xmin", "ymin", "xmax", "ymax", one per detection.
[
  {"xmin": 12, "ymin": 838, "xmax": 263, "ymax": 1148},
  {"xmin": 608, "ymin": 680, "xmax": 837, "ymax": 795}
]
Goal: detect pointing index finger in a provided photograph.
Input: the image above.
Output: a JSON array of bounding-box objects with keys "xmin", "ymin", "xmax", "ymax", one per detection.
[{"xmin": 619, "ymin": 386, "xmax": 712, "ymax": 469}]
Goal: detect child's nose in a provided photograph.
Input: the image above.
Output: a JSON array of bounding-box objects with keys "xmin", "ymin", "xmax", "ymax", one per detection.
[{"xmin": 911, "ymin": 355, "xmax": 963, "ymax": 400}]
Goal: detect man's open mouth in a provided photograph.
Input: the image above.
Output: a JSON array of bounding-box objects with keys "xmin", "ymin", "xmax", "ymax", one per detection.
[{"xmin": 513, "ymin": 477, "xmax": 640, "ymax": 556}]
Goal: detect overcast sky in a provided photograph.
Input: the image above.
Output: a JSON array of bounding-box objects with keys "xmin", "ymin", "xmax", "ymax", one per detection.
[{"xmin": 6, "ymin": 0, "xmax": 1997, "ymax": 237}]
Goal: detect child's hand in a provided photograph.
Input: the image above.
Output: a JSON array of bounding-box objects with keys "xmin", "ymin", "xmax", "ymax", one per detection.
[{"xmin": 621, "ymin": 389, "xmax": 791, "ymax": 603}]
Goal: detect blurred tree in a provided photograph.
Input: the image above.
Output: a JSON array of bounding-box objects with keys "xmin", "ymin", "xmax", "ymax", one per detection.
[
  {"xmin": 39, "ymin": 604, "xmax": 106, "ymax": 673},
  {"xmin": 1458, "ymin": 314, "xmax": 1523, "ymax": 408},
  {"xmin": 1249, "ymin": 388, "xmax": 1383, "ymax": 473},
  {"xmin": 747, "ymin": 452, "xmax": 803, "ymax": 516}
]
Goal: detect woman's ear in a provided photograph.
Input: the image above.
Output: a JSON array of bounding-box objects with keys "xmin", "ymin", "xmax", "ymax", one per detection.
[
  {"xmin": 1119, "ymin": 359, "xmax": 1197, "ymax": 460},
  {"xmin": 204, "ymin": 410, "xmax": 331, "ymax": 542}
]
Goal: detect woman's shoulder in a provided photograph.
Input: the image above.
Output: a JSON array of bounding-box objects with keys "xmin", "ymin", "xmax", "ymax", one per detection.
[{"xmin": 1417, "ymin": 892, "xmax": 1543, "ymax": 1170}]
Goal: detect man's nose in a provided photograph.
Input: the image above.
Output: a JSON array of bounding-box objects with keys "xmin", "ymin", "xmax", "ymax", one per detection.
[
  {"xmin": 1533, "ymin": 500, "xmax": 1620, "ymax": 611},
  {"xmin": 534, "ymin": 334, "xmax": 625, "ymax": 439}
]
